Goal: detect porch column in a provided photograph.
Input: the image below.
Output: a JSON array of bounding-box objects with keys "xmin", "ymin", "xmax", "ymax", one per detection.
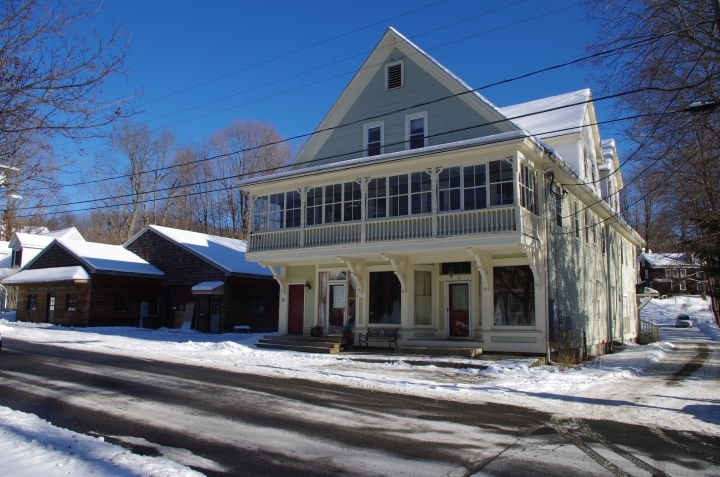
[
  {"xmin": 299, "ymin": 187, "xmax": 306, "ymax": 247},
  {"xmin": 430, "ymin": 167, "xmax": 438, "ymax": 237},
  {"xmin": 514, "ymin": 152, "xmax": 522, "ymax": 232},
  {"xmin": 361, "ymin": 177, "xmax": 368, "ymax": 243}
]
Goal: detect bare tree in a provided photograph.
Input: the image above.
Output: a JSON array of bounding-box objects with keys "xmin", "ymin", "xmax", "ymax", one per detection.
[{"xmin": 585, "ymin": 0, "xmax": 720, "ymax": 323}]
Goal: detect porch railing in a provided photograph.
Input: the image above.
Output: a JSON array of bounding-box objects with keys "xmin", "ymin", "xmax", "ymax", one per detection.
[
  {"xmin": 640, "ymin": 319, "xmax": 659, "ymax": 342},
  {"xmin": 248, "ymin": 206, "xmax": 529, "ymax": 252}
]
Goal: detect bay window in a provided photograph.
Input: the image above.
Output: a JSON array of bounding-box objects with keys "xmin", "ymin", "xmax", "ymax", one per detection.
[{"xmin": 489, "ymin": 159, "xmax": 514, "ymax": 206}]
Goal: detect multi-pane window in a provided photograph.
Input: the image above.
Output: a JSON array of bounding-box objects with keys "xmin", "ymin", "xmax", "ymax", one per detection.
[
  {"xmin": 324, "ymin": 184, "xmax": 343, "ymax": 223},
  {"xmin": 555, "ymin": 196, "xmax": 563, "ymax": 227},
  {"xmin": 584, "ymin": 210, "xmax": 590, "ymax": 242},
  {"xmin": 250, "ymin": 297, "xmax": 267, "ymax": 315},
  {"xmin": 389, "ymin": 175, "xmax": 409, "ymax": 217},
  {"xmin": 463, "ymin": 164, "xmax": 487, "ymax": 210},
  {"xmin": 680, "ymin": 269, "xmax": 686, "ymax": 277},
  {"xmin": 367, "ymin": 178, "xmax": 387, "ymax": 219},
  {"xmin": 438, "ymin": 167, "xmax": 461, "ymax": 212},
  {"xmin": 574, "ymin": 201, "xmax": 580, "ymax": 238},
  {"xmin": 306, "ymin": 187, "xmax": 323, "ymax": 226},
  {"xmin": 592, "ymin": 214, "xmax": 596, "ymax": 244},
  {"xmin": 344, "ymin": 182, "xmax": 361, "ymax": 221},
  {"xmin": 408, "ymin": 116, "xmax": 426, "ymax": 149},
  {"xmin": 679, "ymin": 281, "xmax": 686, "ymax": 291},
  {"xmin": 489, "ymin": 159, "xmax": 514, "ymax": 206},
  {"xmin": 254, "ymin": 191, "xmax": 301, "ymax": 231},
  {"xmin": 367, "ymin": 126, "xmax": 382, "ymax": 156},
  {"xmin": 519, "ymin": 164, "xmax": 536, "ymax": 214},
  {"xmin": 27, "ymin": 295, "xmax": 37, "ymax": 311},
  {"xmin": 672, "ymin": 269, "xmax": 679, "ymax": 278},
  {"xmin": 115, "ymin": 294, "xmax": 137, "ymax": 313},
  {"xmin": 66, "ymin": 294, "xmax": 77, "ymax": 311},
  {"xmin": 411, "ymin": 171, "xmax": 431, "ymax": 214}
]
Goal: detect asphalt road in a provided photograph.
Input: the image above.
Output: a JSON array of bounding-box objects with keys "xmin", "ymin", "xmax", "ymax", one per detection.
[{"xmin": 0, "ymin": 338, "xmax": 718, "ymax": 476}]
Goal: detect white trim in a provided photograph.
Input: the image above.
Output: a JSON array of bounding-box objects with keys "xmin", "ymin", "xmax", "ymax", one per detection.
[
  {"xmin": 363, "ymin": 120, "xmax": 384, "ymax": 157},
  {"xmin": 385, "ymin": 60, "xmax": 404, "ymax": 90},
  {"xmin": 405, "ymin": 111, "xmax": 428, "ymax": 150}
]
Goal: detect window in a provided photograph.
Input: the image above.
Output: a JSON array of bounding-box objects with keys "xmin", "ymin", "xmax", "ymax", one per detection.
[
  {"xmin": 65, "ymin": 294, "xmax": 77, "ymax": 311},
  {"xmin": 489, "ymin": 159, "xmax": 514, "ymax": 206},
  {"xmin": 11, "ymin": 249, "xmax": 22, "ymax": 267},
  {"xmin": 584, "ymin": 210, "xmax": 590, "ymax": 243},
  {"xmin": 464, "ymin": 164, "xmax": 487, "ymax": 211},
  {"xmin": 254, "ymin": 191, "xmax": 301, "ymax": 231},
  {"xmin": 414, "ymin": 271, "xmax": 432, "ymax": 326},
  {"xmin": 411, "ymin": 171, "xmax": 432, "ymax": 214},
  {"xmin": 679, "ymin": 281, "xmax": 686, "ymax": 291},
  {"xmin": 324, "ymin": 184, "xmax": 343, "ymax": 223},
  {"xmin": 441, "ymin": 262, "xmax": 471, "ymax": 275},
  {"xmin": 697, "ymin": 280, "xmax": 703, "ymax": 291},
  {"xmin": 364, "ymin": 122, "xmax": 383, "ymax": 157},
  {"xmin": 27, "ymin": 295, "xmax": 37, "ymax": 311},
  {"xmin": 250, "ymin": 297, "xmax": 267, "ymax": 315},
  {"xmin": 386, "ymin": 61, "xmax": 403, "ymax": 90},
  {"xmin": 592, "ymin": 214, "xmax": 596, "ymax": 244},
  {"xmin": 115, "ymin": 295, "xmax": 137, "ymax": 313},
  {"xmin": 367, "ymin": 178, "xmax": 387, "ymax": 219},
  {"xmin": 493, "ymin": 266, "xmax": 535, "ymax": 326},
  {"xmin": 211, "ymin": 296, "xmax": 221, "ymax": 315},
  {"xmin": 285, "ymin": 191, "xmax": 301, "ymax": 228},
  {"xmin": 574, "ymin": 201, "xmax": 580, "ymax": 238},
  {"xmin": 369, "ymin": 271, "xmax": 401, "ymax": 324},
  {"xmin": 406, "ymin": 112, "xmax": 427, "ymax": 150},
  {"xmin": 389, "ymin": 174, "xmax": 409, "ymax": 217},
  {"xmin": 555, "ymin": 196, "xmax": 563, "ymax": 228},
  {"xmin": 519, "ymin": 164, "xmax": 536, "ymax": 214},
  {"xmin": 344, "ymin": 181, "xmax": 361, "ymax": 221},
  {"xmin": 672, "ymin": 269, "xmax": 679, "ymax": 278},
  {"xmin": 306, "ymin": 187, "xmax": 323, "ymax": 226},
  {"xmin": 438, "ymin": 167, "xmax": 461, "ymax": 212},
  {"xmin": 644, "ymin": 270, "xmax": 648, "ymax": 279},
  {"xmin": 680, "ymin": 269, "xmax": 686, "ymax": 277},
  {"xmin": 664, "ymin": 269, "xmax": 670, "ymax": 278},
  {"xmin": 602, "ymin": 227, "xmax": 606, "ymax": 254}
]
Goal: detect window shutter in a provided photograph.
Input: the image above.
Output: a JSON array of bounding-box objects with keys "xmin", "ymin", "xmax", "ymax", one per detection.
[{"xmin": 387, "ymin": 63, "xmax": 402, "ymax": 89}]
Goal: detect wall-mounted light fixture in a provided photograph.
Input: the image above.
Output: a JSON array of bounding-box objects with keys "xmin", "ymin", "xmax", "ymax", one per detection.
[{"xmin": 305, "ymin": 281, "xmax": 312, "ymax": 292}]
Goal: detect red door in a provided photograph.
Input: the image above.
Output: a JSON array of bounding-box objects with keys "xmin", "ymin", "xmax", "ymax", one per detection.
[
  {"xmin": 448, "ymin": 283, "xmax": 470, "ymax": 337},
  {"xmin": 288, "ymin": 284, "xmax": 305, "ymax": 335}
]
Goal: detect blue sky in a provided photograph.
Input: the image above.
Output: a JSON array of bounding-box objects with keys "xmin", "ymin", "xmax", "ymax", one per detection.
[{"xmin": 60, "ymin": 0, "xmax": 620, "ymax": 194}]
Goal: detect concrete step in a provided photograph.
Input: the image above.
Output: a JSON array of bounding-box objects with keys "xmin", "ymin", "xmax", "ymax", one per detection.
[
  {"xmin": 394, "ymin": 346, "xmax": 482, "ymax": 357},
  {"xmin": 258, "ymin": 338, "xmax": 340, "ymax": 349},
  {"xmin": 255, "ymin": 342, "xmax": 340, "ymax": 354}
]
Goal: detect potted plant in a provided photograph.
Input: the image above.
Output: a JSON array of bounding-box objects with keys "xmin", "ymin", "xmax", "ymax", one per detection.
[{"xmin": 310, "ymin": 326, "xmax": 323, "ymax": 337}]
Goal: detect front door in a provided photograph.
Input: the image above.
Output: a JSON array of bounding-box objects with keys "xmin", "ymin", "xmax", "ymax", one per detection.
[
  {"xmin": 46, "ymin": 293, "xmax": 56, "ymax": 324},
  {"xmin": 209, "ymin": 296, "xmax": 221, "ymax": 333},
  {"xmin": 328, "ymin": 283, "xmax": 346, "ymax": 334},
  {"xmin": 288, "ymin": 284, "xmax": 305, "ymax": 335},
  {"xmin": 448, "ymin": 282, "xmax": 470, "ymax": 337}
]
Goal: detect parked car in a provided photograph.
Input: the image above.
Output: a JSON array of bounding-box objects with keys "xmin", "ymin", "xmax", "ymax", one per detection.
[{"xmin": 675, "ymin": 314, "xmax": 693, "ymax": 328}]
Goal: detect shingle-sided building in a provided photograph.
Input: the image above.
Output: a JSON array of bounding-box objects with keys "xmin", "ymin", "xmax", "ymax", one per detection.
[
  {"xmin": 2, "ymin": 239, "xmax": 164, "ymax": 326},
  {"xmin": 638, "ymin": 252, "xmax": 704, "ymax": 296},
  {"xmin": 240, "ymin": 28, "xmax": 644, "ymax": 357},
  {"xmin": 124, "ymin": 225, "xmax": 279, "ymax": 333}
]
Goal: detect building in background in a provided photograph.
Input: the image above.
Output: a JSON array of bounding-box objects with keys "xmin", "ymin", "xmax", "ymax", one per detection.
[{"xmin": 638, "ymin": 251, "xmax": 704, "ymax": 297}]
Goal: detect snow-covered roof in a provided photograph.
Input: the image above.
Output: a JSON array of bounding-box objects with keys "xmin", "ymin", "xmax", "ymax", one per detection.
[
  {"xmin": 9, "ymin": 228, "xmax": 85, "ymax": 250},
  {"xmin": 499, "ymin": 89, "xmax": 590, "ymax": 139},
  {"xmin": 52, "ymin": 239, "xmax": 163, "ymax": 277},
  {"xmin": 2, "ymin": 266, "xmax": 91, "ymax": 285},
  {"xmin": 191, "ymin": 281, "xmax": 225, "ymax": 292},
  {"xmin": 599, "ymin": 139, "xmax": 616, "ymax": 172},
  {"xmin": 127, "ymin": 225, "xmax": 270, "ymax": 277},
  {"xmin": 40, "ymin": 227, "xmax": 85, "ymax": 242},
  {"xmin": 641, "ymin": 253, "xmax": 696, "ymax": 268}
]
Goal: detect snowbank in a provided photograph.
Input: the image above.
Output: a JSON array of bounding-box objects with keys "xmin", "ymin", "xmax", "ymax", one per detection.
[{"xmin": 0, "ymin": 406, "xmax": 201, "ymax": 477}]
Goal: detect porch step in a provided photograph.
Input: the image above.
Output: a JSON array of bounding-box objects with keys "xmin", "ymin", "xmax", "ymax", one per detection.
[
  {"xmin": 256, "ymin": 342, "xmax": 340, "ymax": 354},
  {"xmin": 263, "ymin": 334, "xmax": 342, "ymax": 343},
  {"xmin": 258, "ymin": 338, "xmax": 339, "ymax": 349},
  {"xmin": 394, "ymin": 346, "xmax": 483, "ymax": 358}
]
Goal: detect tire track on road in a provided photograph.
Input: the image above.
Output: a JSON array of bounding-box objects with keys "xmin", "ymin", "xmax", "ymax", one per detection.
[
  {"xmin": 649, "ymin": 425, "xmax": 720, "ymax": 465},
  {"xmin": 552, "ymin": 420, "xmax": 633, "ymax": 477}
]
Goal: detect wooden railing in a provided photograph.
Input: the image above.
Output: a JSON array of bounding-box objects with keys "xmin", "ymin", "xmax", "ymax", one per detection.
[
  {"xmin": 367, "ymin": 215, "xmax": 432, "ymax": 242},
  {"xmin": 438, "ymin": 207, "xmax": 515, "ymax": 236},
  {"xmin": 248, "ymin": 206, "xmax": 535, "ymax": 252},
  {"xmin": 640, "ymin": 319, "xmax": 659, "ymax": 342}
]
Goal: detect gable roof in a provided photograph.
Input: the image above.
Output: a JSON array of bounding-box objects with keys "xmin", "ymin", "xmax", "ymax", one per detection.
[
  {"xmin": 2, "ymin": 266, "xmax": 91, "ymax": 285},
  {"xmin": 20, "ymin": 238, "xmax": 163, "ymax": 277},
  {"xmin": 292, "ymin": 27, "xmax": 519, "ymax": 167},
  {"xmin": 41, "ymin": 227, "xmax": 85, "ymax": 241},
  {"xmin": 125, "ymin": 225, "xmax": 270, "ymax": 277},
  {"xmin": 641, "ymin": 252, "xmax": 696, "ymax": 268},
  {"xmin": 9, "ymin": 227, "xmax": 85, "ymax": 250},
  {"xmin": 499, "ymin": 89, "xmax": 591, "ymax": 139}
]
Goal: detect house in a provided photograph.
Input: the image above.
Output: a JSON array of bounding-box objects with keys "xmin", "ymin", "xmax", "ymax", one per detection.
[
  {"xmin": 124, "ymin": 225, "xmax": 278, "ymax": 333},
  {"xmin": 2, "ymin": 238, "xmax": 163, "ymax": 326},
  {"xmin": 638, "ymin": 251, "xmax": 703, "ymax": 296},
  {"xmin": 6, "ymin": 227, "xmax": 85, "ymax": 270},
  {"xmin": 239, "ymin": 28, "xmax": 644, "ymax": 356}
]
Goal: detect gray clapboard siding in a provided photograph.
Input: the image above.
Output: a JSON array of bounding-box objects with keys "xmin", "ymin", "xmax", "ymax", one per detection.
[{"xmin": 300, "ymin": 48, "xmax": 504, "ymax": 168}]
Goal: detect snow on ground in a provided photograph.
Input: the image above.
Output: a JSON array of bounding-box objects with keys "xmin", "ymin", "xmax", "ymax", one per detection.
[
  {"xmin": 0, "ymin": 405, "xmax": 202, "ymax": 477},
  {"xmin": 641, "ymin": 294, "xmax": 720, "ymax": 341},
  {"xmin": 1, "ymin": 295, "xmax": 719, "ymax": 444}
]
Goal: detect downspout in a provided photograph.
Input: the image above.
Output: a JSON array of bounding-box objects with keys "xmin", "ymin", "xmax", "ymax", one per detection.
[{"xmin": 605, "ymin": 225, "xmax": 613, "ymax": 352}]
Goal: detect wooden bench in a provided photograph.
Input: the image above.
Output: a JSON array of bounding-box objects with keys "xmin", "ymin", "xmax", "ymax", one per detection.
[{"xmin": 358, "ymin": 328, "xmax": 398, "ymax": 351}]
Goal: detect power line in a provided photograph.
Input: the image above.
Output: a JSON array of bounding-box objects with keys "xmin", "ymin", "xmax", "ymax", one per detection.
[{"xmin": 40, "ymin": 26, "xmax": 687, "ymax": 193}]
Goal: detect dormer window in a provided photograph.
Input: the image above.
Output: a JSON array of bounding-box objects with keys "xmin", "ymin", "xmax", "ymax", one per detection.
[
  {"xmin": 405, "ymin": 112, "xmax": 427, "ymax": 150},
  {"xmin": 385, "ymin": 61, "xmax": 403, "ymax": 90},
  {"xmin": 11, "ymin": 249, "xmax": 22, "ymax": 267},
  {"xmin": 363, "ymin": 121, "xmax": 384, "ymax": 157}
]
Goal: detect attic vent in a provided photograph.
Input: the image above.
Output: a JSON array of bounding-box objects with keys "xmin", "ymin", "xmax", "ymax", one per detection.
[{"xmin": 386, "ymin": 62, "xmax": 403, "ymax": 90}]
